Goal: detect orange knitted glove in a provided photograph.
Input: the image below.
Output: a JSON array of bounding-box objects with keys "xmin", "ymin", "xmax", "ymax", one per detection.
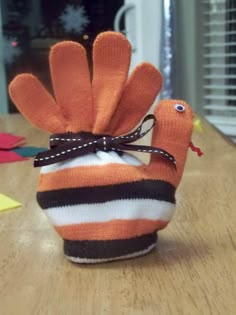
[{"xmin": 9, "ymin": 32, "xmax": 194, "ymax": 263}]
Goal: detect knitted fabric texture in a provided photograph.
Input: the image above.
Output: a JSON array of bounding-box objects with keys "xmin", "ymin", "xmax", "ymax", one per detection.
[{"xmin": 9, "ymin": 32, "xmax": 193, "ymax": 264}]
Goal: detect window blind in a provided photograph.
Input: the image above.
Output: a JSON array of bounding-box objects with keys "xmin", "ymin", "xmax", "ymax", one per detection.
[{"xmin": 203, "ymin": 0, "xmax": 236, "ymax": 142}]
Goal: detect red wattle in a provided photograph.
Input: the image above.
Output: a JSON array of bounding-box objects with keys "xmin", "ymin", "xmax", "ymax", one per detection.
[{"xmin": 189, "ymin": 142, "xmax": 203, "ymax": 157}]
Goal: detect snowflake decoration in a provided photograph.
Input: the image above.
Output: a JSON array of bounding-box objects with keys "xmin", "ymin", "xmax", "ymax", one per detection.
[
  {"xmin": 59, "ymin": 5, "xmax": 90, "ymax": 35},
  {"xmin": 3, "ymin": 36, "xmax": 22, "ymax": 65}
]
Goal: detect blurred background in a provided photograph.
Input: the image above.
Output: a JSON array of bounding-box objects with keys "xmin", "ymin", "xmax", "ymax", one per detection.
[{"xmin": 0, "ymin": 0, "xmax": 236, "ymax": 142}]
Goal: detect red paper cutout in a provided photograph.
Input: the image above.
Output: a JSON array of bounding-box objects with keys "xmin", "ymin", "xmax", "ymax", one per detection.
[
  {"xmin": 0, "ymin": 150, "xmax": 27, "ymax": 163},
  {"xmin": 0, "ymin": 133, "xmax": 26, "ymax": 149}
]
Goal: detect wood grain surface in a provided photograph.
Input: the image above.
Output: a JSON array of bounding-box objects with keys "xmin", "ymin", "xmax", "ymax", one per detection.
[{"xmin": 0, "ymin": 114, "xmax": 236, "ymax": 315}]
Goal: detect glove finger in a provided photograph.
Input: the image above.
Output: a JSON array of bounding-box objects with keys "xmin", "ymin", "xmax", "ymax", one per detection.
[
  {"xmin": 9, "ymin": 74, "xmax": 66, "ymax": 133},
  {"xmin": 110, "ymin": 63, "xmax": 162, "ymax": 135},
  {"xmin": 148, "ymin": 100, "xmax": 194, "ymax": 187},
  {"xmin": 92, "ymin": 32, "xmax": 131, "ymax": 133},
  {"xmin": 50, "ymin": 41, "xmax": 93, "ymax": 132}
]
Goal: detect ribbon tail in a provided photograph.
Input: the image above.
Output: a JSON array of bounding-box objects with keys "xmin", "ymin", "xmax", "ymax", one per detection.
[
  {"xmin": 116, "ymin": 114, "xmax": 156, "ymax": 144},
  {"xmin": 118, "ymin": 144, "xmax": 176, "ymax": 167},
  {"xmin": 34, "ymin": 142, "xmax": 95, "ymax": 167}
]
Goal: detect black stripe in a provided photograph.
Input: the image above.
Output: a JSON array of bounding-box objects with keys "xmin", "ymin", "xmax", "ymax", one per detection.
[
  {"xmin": 37, "ymin": 180, "xmax": 176, "ymax": 209},
  {"xmin": 64, "ymin": 232, "xmax": 157, "ymax": 260}
]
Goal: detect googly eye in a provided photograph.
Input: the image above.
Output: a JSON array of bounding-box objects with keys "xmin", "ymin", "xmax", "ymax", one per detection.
[{"xmin": 174, "ymin": 104, "xmax": 185, "ymax": 112}]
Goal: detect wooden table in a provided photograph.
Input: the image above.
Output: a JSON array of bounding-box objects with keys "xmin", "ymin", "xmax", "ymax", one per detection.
[{"xmin": 0, "ymin": 114, "xmax": 236, "ymax": 315}]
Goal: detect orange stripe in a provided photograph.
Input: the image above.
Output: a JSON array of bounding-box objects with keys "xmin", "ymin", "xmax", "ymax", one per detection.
[
  {"xmin": 38, "ymin": 164, "xmax": 177, "ymax": 192},
  {"xmin": 54, "ymin": 219, "xmax": 169, "ymax": 241}
]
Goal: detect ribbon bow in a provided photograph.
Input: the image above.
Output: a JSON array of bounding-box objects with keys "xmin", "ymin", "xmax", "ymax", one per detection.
[{"xmin": 34, "ymin": 115, "xmax": 176, "ymax": 167}]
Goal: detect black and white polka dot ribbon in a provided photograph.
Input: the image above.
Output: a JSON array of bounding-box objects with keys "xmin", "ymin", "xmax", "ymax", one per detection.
[{"xmin": 34, "ymin": 114, "xmax": 176, "ymax": 167}]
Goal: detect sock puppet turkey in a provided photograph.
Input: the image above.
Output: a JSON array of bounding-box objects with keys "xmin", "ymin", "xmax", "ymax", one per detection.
[{"xmin": 9, "ymin": 32, "xmax": 194, "ymax": 263}]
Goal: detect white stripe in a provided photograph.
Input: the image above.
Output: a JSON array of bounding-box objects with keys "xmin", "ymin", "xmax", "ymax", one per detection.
[
  {"xmin": 40, "ymin": 151, "xmax": 142, "ymax": 174},
  {"xmin": 45, "ymin": 199, "xmax": 175, "ymax": 226},
  {"xmin": 65, "ymin": 243, "xmax": 156, "ymax": 264}
]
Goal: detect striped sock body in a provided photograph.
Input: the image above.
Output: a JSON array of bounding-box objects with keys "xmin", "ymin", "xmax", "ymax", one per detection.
[{"xmin": 37, "ymin": 151, "xmax": 176, "ymax": 262}]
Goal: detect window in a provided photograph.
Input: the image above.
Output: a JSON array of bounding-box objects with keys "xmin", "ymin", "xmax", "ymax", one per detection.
[
  {"xmin": 1, "ymin": 0, "xmax": 123, "ymax": 113},
  {"xmin": 203, "ymin": 0, "xmax": 236, "ymax": 142}
]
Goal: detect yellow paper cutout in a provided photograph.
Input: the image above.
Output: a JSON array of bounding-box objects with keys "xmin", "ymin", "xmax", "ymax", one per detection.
[
  {"xmin": 193, "ymin": 118, "xmax": 203, "ymax": 133},
  {"xmin": 0, "ymin": 194, "xmax": 21, "ymax": 212}
]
